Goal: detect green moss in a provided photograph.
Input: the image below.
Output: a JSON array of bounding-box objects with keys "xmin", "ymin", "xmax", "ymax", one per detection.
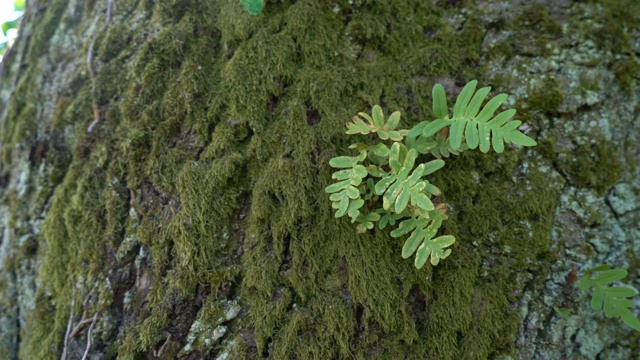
[
  {"xmin": 13, "ymin": 0, "xmax": 564, "ymax": 358},
  {"xmin": 561, "ymin": 142, "xmax": 623, "ymax": 195},
  {"xmin": 26, "ymin": 0, "xmax": 68, "ymax": 62},
  {"xmin": 610, "ymin": 58, "xmax": 639, "ymax": 91},
  {"xmin": 586, "ymin": 0, "xmax": 640, "ymax": 54},
  {"xmin": 526, "ymin": 77, "xmax": 565, "ymax": 115}
]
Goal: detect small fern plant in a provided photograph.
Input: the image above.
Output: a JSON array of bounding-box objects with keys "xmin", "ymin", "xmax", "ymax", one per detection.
[
  {"xmin": 579, "ymin": 265, "xmax": 640, "ymax": 332},
  {"xmin": 325, "ymin": 80, "xmax": 537, "ymax": 268}
]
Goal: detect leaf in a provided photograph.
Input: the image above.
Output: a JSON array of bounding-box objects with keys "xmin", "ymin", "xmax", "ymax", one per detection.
[
  {"xmin": 620, "ymin": 309, "xmax": 640, "ymax": 332},
  {"xmin": 422, "ymin": 119, "xmax": 450, "ymax": 138},
  {"xmin": 475, "ymin": 93, "xmax": 508, "ymax": 123},
  {"xmin": 449, "ymin": 118, "xmax": 466, "ymax": 150},
  {"xmin": 326, "ymin": 152, "xmax": 368, "ymax": 219},
  {"xmin": 605, "ymin": 286, "xmax": 637, "ymax": 298},
  {"xmin": 593, "ymin": 269, "xmax": 628, "ymax": 286},
  {"xmin": 554, "ymin": 307, "xmax": 572, "ymax": 318},
  {"xmin": 355, "ymin": 212, "xmax": 381, "ymax": 232},
  {"xmin": 14, "ymin": 0, "xmax": 25, "ymax": 11},
  {"xmin": 591, "ymin": 286, "xmax": 605, "ymax": 310},
  {"xmin": 421, "ymin": 159, "xmax": 445, "ymax": 176},
  {"xmin": 465, "ymin": 86, "xmax": 491, "ymax": 118},
  {"xmin": 415, "ymin": 235, "xmax": 455, "ymax": 268},
  {"xmin": 421, "ymin": 81, "xmax": 535, "ymax": 153},
  {"xmin": 394, "ymin": 210, "xmax": 452, "ymax": 268},
  {"xmin": 346, "ymin": 116, "xmax": 372, "ymax": 135},
  {"xmin": 465, "ymin": 120, "xmax": 479, "ymax": 149},
  {"xmin": 452, "ymin": 80, "xmax": 477, "ymax": 119},
  {"xmin": 503, "ymin": 129, "xmax": 537, "ymax": 147},
  {"xmin": 367, "ymin": 143, "xmax": 390, "ymax": 157},
  {"xmin": 346, "ymin": 199, "xmax": 365, "ymax": 222},
  {"xmin": 329, "ymin": 151, "xmax": 367, "ymax": 168},
  {"xmin": 376, "ymin": 208, "xmax": 404, "ymax": 230},
  {"xmin": 387, "ymin": 111, "xmax": 401, "ymax": 130},
  {"xmin": 432, "ymin": 84, "xmax": 448, "ymax": 119},
  {"xmin": 241, "ymin": 0, "xmax": 264, "ymax": 15}
]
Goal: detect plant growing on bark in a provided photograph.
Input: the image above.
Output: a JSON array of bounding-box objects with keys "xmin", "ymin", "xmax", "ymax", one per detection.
[
  {"xmin": 325, "ymin": 80, "xmax": 537, "ymax": 269},
  {"xmin": 579, "ymin": 265, "xmax": 640, "ymax": 332}
]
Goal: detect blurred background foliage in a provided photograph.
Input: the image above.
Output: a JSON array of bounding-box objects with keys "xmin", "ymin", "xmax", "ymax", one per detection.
[{"xmin": 0, "ymin": 0, "xmax": 24, "ymax": 61}]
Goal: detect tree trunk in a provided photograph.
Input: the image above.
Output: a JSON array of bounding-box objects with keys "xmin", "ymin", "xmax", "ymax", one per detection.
[{"xmin": 0, "ymin": 0, "xmax": 638, "ymax": 359}]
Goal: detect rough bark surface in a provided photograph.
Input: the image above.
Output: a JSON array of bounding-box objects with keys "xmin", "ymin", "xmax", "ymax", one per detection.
[{"xmin": 0, "ymin": 0, "xmax": 638, "ymax": 359}]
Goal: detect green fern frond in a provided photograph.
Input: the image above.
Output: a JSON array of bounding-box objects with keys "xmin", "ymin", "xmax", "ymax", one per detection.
[
  {"xmin": 390, "ymin": 210, "xmax": 453, "ymax": 268},
  {"xmin": 325, "ymin": 151, "xmax": 368, "ymax": 221},
  {"xmin": 579, "ymin": 265, "xmax": 640, "ymax": 332},
  {"xmin": 325, "ymin": 81, "xmax": 537, "ymax": 269},
  {"xmin": 346, "ymin": 105, "xmax": 407, "ymax": 141},
  {"xmin": 422, "ymin": 81, "xmax": 537, "ymax": 153}
]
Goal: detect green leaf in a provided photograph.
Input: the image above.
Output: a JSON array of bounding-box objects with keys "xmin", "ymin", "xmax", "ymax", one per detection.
[
  {"xmin": 2, "ymin": 19, "xmax": 19, "ymax": 36},
  {"xmin": 14, "ymin": 0, "xmax": 25, "ymax": 11},
  {"xmin": 422, "ymin": 159, "xmax": 445, "ymax": 176},
  {"xmin": 346, "ymin": 116, "xmax": 372, "ymax": 135},
  {"xmin": 432, "ymin": 84, "xmax": 448, "ymax": 119},
  {"xmin": 465, "ymin": 120, "xmax": 479, "ymax": 149},
  {"xmin": 594, "ymin": 269, "xmax": 628, "ymax": 286},
  {"xmin": 620, "ymin": 309, "xmax": 640, "ymax": 332},
  {"xmin": 368, "ymin": 143, "xmax": 390, "ymax": 157},
  {"xmin": 241, "ymin": 0, "xmax": 264, "ymax": 15},
  {"xmin": 388, "ymin": 142, "xmax": 402, "ymax": 173},
  {"xmin": 554, "ymin": 307, "xmax": 572, "ymax": 318},
  {"xmin": 486, "ymin": 109, "xmax": 516, "ymax": 127},
  {"xmin": 478, "ymin": 122, "xmax": 490, "ymax": 153},
  {"xmin": 449, "ymin": 118, "xmax": 466, "ymax": 150},
  {"xmin": 476, "ymin": 93, "xmax": 508, "ymax": 123},
  {"xmin": 503, "ymin": 130, "xmax": 537, "ymax": 147},
  {"xmin": 372, "ymin": 105, "xmax": 385, "ymax": 129},
  {"xmin": 387, "ymin": 111, "xmax": 401, "ymax": 130},
  {"xmin": 464, "ymin": 86, "xmax": 491, "ymax": 118},
  {"xmin": 491, "ymin": 127, "xmax": 504, "ymax": 153},
  {"xmin": 376, "ymin": 208, "xmax": 403, "ymax": 230},
  {"xmin": 355, "ymin": 212, "xmax": 380, "ymax": 232},
  {"xmin": 591, "ymin": 286, "xmax": 605, "ymax": 310},
  {"xmin": 346, "ymin": 199, "xmax": 365, "ymax": 221},
  {"xmin": 605, "ymin": 286, "xmax": 637, "ymax": 298},
  {"xmin": 411, "ymin": 192, "xmax": 434, "ymax": 211},
  {"xmin": 422, "ymin": 119, "xmax": 450, "ymax": 137},
  {"xmin": 452, "ymin": 80, "xmax": 477, "ymax": 119},
  {"xmin": 415, "ymin": 235, "xmax": 455, "ymax": 268}
]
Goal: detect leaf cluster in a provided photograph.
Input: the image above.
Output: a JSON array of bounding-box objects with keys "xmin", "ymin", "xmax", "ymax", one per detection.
[
  {"xmin": 326, "ymin": 81, "xmax": 537, "ymax": 268},
  {"xmin": 579, "ymin": 265, "xmax": 640, "ymax": 332}
]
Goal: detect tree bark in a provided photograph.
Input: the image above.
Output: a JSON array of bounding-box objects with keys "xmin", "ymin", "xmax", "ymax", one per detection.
[{"xmin": 0, "ymin": 0, "xmax": 638, "ymax": 359}]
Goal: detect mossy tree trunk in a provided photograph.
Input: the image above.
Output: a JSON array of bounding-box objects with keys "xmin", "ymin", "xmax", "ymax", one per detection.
[{"xmin": 0, "ymin": 0, "xmax": 638, "ymax": 359}]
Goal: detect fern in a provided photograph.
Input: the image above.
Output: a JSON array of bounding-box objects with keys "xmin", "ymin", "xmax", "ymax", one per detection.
[
  {"xmin": 579, "ymin": 265, "xmax": 640, "ymax": 332},
  {"xmin": 326, "ymin": 80, "xmax": 537, "ymax": 268},
  {"xmin": 409, "ymin": 80, "xmax": 536, "ymax": 155}
]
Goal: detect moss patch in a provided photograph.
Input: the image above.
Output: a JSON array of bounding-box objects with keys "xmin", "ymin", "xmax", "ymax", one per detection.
[{"xmin": 5, "ymin": 0, "xmax": 562, "ymax": 359}]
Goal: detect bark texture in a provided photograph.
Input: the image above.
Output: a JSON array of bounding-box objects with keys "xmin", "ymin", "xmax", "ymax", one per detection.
[{"xmin": 0, "ymin": 0, "xmax": 638, "ymax": 359}]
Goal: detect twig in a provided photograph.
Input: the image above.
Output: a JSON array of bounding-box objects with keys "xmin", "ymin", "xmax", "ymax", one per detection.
[
  {"xmin": 87, "ymin": 0, "xmax": 115, "ymax": 133},
  {"xmin": 81, "ymin": 312, "xmax": 99, "ymax": 360},
  {"xmin": 154, "ymin": 334, "xmax": 172, "ymax": 358},
  {"xmin": 69, "ymin": 317, "xmax": 96, "ymax": 339},
  {"xmin": 61, "ymin": 297, "xmax": 75, "ymax": 360}
]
